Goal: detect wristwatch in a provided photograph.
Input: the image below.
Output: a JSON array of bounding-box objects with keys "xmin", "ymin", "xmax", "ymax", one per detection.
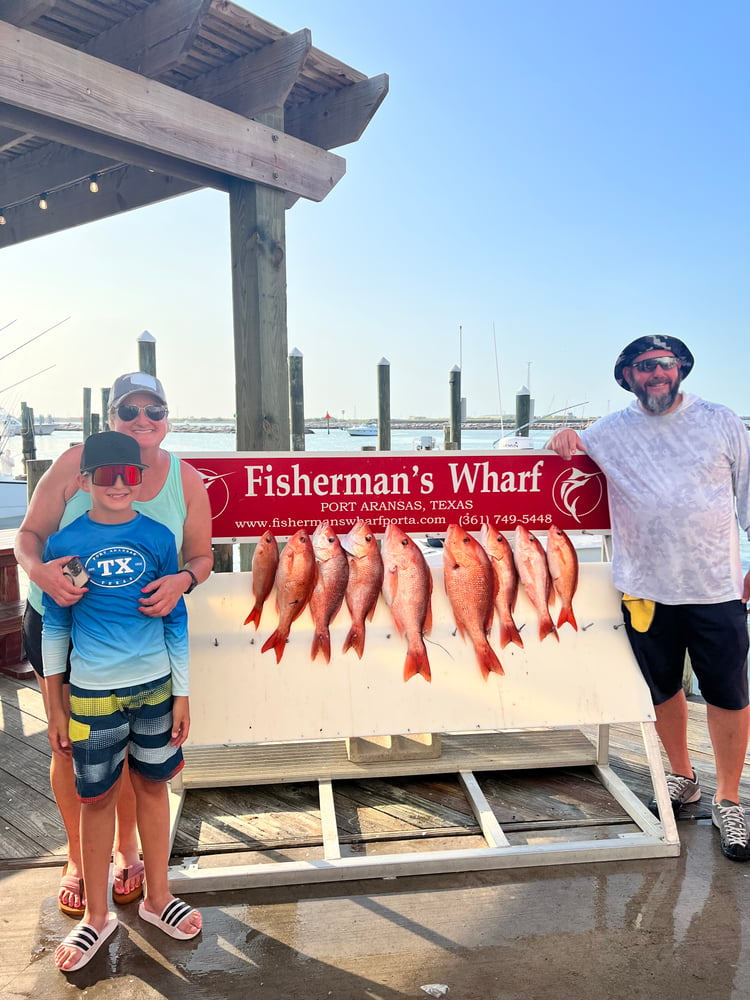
[{"xmin": 180, "ymin": 568, "xmax": 199, "ymax": 594}]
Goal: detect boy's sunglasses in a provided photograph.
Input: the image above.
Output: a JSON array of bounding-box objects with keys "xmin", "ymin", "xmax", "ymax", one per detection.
[
  {"xmin": 630, "ymin": 357, "xmax": 682, "ymax": 373},
  {"xmin": 116, "ymin": 403, "xmax": 168, "ymax": 422},
  {"xmin": 89, "ymin": 465, "xmax": 143, "ymax": 487}
]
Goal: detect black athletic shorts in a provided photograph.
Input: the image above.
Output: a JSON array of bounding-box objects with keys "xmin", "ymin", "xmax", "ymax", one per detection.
[
  {"xmin": 22, "ymin": 601, "xmax": 72, "ymax": 684},
  {"xmin": 622, "ymin": 599, "xmax": 749, "ymax": 711}
]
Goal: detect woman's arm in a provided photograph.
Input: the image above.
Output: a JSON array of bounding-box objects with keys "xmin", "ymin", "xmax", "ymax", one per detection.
[
  {"xmin": 137, "ymin": 460, "xmax": 214, "ymax": 617},
  {"xmin": 15, "ymin": 446, "xmax": 86, "ymax": 606}
]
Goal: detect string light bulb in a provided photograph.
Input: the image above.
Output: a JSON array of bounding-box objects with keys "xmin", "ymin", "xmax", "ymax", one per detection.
[
  {"xmin": 39, "ymin": 193, "xmax": 48, "ymax": 210},
  {"xmin": 88, "ymin": 175, "xmax": 99, "ymax": 194},
  {"xmin": 0, "ymin": 211, "xmax": 5, "ymax": 225}
]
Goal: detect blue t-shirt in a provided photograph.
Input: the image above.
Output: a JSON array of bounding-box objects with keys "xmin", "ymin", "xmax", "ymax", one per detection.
[{"xmin": 41, "ymin": 512, "xmax": 190, "ymax": 695}]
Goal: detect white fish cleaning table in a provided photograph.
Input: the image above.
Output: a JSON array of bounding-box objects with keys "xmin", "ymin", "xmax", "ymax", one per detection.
[{"xmin": 168, "ymin": 562, "xmax": 679, "ymax": 893}]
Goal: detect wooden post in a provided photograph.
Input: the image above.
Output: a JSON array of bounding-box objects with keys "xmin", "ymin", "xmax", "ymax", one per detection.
[
  {"xmin": 515, "ymin": 384, "xmax": 531, "ymax": 437},
  {"xmin": 289, "ymin": 348, "xmax": 305, "ymax": 452},
  {"xmin": 83, "ymin": 388, "xmax": 92, "ymax": 439},
  {"xmin": 449, "ymin": 366, "xmax": 461, "ymax": 449},
  {"xmin": 20, "ymin": 403, "xmax": 36, "ymax": 470},
  {"xmin": 26, "ymin": 458, "xmax": 52, "ymax": 500},
  {"xmin": 377, "ymin": 357, "xmax": 390, "ymax": 451},
  {"xmin": 91, "ymin": 414, "xmax": 100, "ymax": 435},
  {"xmin": 228, "ymin": 115, "xmax": 289, "ymax": 453},
  {"xmin": 138, "ymin": 330, "xmax": 157, "ymax": 375},
  {"xmin": 102, "ymin": 388, "xmax": 111, "ymax": 431}
]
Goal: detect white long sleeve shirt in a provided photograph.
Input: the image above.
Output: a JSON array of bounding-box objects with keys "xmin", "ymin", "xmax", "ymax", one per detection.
[{"xmin": 581, "ymin": 393, "xmax": 750, "ymax": 604}]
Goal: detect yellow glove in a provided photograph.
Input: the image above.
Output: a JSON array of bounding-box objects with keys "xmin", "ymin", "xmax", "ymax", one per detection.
[{"xmin": 622, "ymin": 594, "xmax": 655, "ymax": 632}]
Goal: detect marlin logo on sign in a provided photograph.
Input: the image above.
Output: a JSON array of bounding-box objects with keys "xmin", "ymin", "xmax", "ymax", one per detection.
[
  {"xmin": 552, "ymin": 468, "xmax": 605, "ymax": 524},
  {"xmin": 85, "ymin": 547, "xmax": 147, "ymax": 588}
]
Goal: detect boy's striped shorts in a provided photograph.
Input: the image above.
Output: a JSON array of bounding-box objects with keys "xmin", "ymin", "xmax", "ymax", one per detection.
[{"xmin": 68, "ymin": 674, "xmax": 184, "ymax": 802}]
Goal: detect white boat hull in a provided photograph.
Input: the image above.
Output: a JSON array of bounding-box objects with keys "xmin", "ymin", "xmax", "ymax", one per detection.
[{"xmin": 0, "ymin": 477, "xmax": 27, "ymax": 523}]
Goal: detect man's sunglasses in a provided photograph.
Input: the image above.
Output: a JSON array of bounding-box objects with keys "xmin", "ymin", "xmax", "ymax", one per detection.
[
  {"xmin": 116, "ymin": 403, "xmax": 168, "ymax": 422},
  {"xmin": 630, "ymin": 357, "xmax": 682, "ymax": 374},
  {"xmin": 89, "ymin": 465, "xmax": 143, "ymax": 487}
]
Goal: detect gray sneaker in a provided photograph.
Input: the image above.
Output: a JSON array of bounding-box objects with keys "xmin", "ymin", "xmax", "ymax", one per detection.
[
  {"xmin": 711, "ymin": 798, "xmax": 750, "ymax": 861},
  {"xmin": 648, "ymin": 769, "xmax": 701, "ymax": 818}
]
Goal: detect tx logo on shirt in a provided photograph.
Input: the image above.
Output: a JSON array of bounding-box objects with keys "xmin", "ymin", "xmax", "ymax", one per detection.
[{"xmin": 85, "ymin": 546, "xmax": 147, "ymax": 588}]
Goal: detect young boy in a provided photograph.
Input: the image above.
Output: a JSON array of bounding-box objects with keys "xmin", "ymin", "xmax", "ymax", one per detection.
[{"xmin": 43, "ymin": 432, "xmax": 202, "ymax": 973}]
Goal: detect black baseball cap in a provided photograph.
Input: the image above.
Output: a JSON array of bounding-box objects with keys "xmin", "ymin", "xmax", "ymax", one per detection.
[
  {"xmin": 80, "ymin": 432, "xmax": 148, "ymax": 473},
  {"xmin": 614, "ymin": 335, "xmax": 694, "ymax": 391}
]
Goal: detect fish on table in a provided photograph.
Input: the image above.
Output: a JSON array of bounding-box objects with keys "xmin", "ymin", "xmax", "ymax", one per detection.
[
  {"xmin": 479, "ymin": 521, "xmax": 524, "ymax": 649},
  {"xmin": 514, "ymin": 525, "xmax": 558, "ymax": 643},
  {"xmin": 340, "ymin": 518, "xmax": 384, "ymax": 659},
  {"xmin": 243, "ymin": 529, "xmax": 279, "ymax": 629},
  {"xmin": 382, "ymin": 522, "xmax": 433, "ymax": 682},
  {"xmin": 309, "ymin": 521, "xmax": 350, "ymax": 662},
  {"xmin": 261, "ymin": 529, "xmax": 316, "ymax": 663},
  {"xmin": 443, "ymin": 523, "xmax": 504, "ymax": 679},
  {"xmin": 546, "ymin": 524, "xmax": 579, "ymax": 630}
]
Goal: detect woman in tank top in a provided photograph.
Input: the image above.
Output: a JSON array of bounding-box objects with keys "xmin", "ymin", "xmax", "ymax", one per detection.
[{"xmin": 15, "ymin": 372, "xmax": 213, "ymax": 917}]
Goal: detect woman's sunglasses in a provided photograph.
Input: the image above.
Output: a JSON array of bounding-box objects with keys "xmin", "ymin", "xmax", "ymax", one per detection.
[
  {"xmin": 89, "ymin": 465, "xmax": 143, "ymax": 487},
  {"xmin": 117, "ymin": 403, "xmax": 168, "ymax": 422}
]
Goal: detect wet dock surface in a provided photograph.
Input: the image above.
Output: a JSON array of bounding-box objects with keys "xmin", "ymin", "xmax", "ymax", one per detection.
[
  {"xmin": 3, "ymin": 820, "xmax": 750, "ymax": 1000},
  {"xmin": 3, "ymin": 671, "xmax": 750, "ymax": 998}
]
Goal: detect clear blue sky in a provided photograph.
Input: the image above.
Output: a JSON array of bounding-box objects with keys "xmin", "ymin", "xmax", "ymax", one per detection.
[{"xmin": 3, "ymin": 0, "xmax": 750, "ymax": 421}]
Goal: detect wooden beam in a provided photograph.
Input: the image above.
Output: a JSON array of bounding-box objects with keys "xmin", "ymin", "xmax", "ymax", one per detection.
[
  {"xmin": 0, "ymin": 30, "xmax": 315, "ymax": 213},
  {"xmin": 0, "ymin": 0, "xmax": 211, "ymax": 158},
  {"xmin": 0, "ymin": 102, "xmax": 232, "ymax": 194},
  {"xmin": 0, "ymin": 21, "xmax": 345, "ymax": 202},
  {"xmin": 189, "ymin": 29, "xmax": 312, "ymax": 116},
  {"xmin": 79, "ymin": 0, "xmax": 211, "ymax": 76},
  {"xmin": 0, "ymin": 1, "xmax": 54, "ymax": 25},
  {"xmin": 0, "ymin": 166, "xmax": 197, "ymax": 250},
  {"xmin": 286, "ymin": 73, "xmax": 390, "ymax": 150}
]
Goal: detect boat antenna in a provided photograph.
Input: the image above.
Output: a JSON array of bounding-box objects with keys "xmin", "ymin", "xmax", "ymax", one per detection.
[
  {"xmin": 493, "ymin": 400, "xmax": 589, "ymax": 445},
  {"xmin": 0, "ymin": 364, "xmax": 56, "ymax": 395},
  {"xmin": 0, "ymin": 315, "xmax": 70, "ymax": 363},
  {"xmin": 492, "ymin": 321, "xmax": 504, "ymax": 435}
]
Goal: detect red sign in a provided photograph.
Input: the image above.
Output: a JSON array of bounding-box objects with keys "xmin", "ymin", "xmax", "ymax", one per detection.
[{"xmin": 180, "ymin": 450, "xmax": 609, "ymax": 541}]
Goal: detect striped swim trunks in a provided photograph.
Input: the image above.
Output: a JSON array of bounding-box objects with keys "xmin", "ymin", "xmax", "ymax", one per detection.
[{"xmin": 68, "ymin": 675, "xmax": 184, "ymax": 802}]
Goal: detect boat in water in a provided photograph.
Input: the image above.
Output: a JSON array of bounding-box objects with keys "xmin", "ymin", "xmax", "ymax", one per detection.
[
  {"xmin": 0, "ymin": 474, "xmax": 26, "ymax": 526},
  {"xmin": 348, "ymin": 422, "xmax": 378, "ymax": 437}
]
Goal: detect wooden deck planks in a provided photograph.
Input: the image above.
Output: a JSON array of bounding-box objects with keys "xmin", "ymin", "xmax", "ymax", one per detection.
[{"xmin": 1, "ymin": 671, "xmax": 748, "ymax": 867}]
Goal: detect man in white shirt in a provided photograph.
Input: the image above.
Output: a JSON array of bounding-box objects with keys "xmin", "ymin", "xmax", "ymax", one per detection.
[{"xmin": 547, "ymin": 335, "xmax": 750, "ymax": 861}]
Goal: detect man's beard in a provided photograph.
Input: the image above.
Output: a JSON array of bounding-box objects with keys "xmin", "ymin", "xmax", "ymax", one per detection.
[{"xmin": 632, "ymin": 377, "xmax": 681, "ymax": 414}]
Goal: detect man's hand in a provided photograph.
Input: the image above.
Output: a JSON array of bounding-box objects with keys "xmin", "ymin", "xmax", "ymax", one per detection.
[{"xmin": 545, "ymin": 429, "xmax": 586, "ymax": 460}]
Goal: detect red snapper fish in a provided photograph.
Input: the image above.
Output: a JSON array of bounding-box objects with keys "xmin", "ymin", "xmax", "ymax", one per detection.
[
  {"xmin": 382, "ymin": 522, "xmax": 433, "ymax": 682},
  {"xmin": 243, "ymin": 530, "xmax": 279, "ymax": 629},
  {"xmin": 546, "ymin": 524, "xmax": 579, "ymax": 630},
  {"xmin": 443, "ymin": 524, "xmax": 504, "ymax": 679},
  {"xmin": 341, "ymin": 519, "xmax": 384, "ymax": 658},
  {"xmin": 309, "ymin": 521, "xmax": 350, "ymax": 662},
  {"xmin": 479, "ymin": 521, "xmax": 523, "ymax": 649},
  {"xmin": 514, "ymin": 525, "xmax": 558, "ymax": 642},
  {"xmin": 261, "ymin": 529, "xmax": 316, "ymax": 663}
]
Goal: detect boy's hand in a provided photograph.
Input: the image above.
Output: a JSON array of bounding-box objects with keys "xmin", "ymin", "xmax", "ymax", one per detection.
[
  {"xmin": 48, "ymin": 713, "xmax": 72, "ymax": 757},
  {"xmin": 171, "ymin": 695, "xmax": 191, "ymax": 747}
]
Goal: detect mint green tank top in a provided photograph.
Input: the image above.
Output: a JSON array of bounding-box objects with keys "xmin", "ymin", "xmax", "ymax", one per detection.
[{"xmin": 28, "ymin": 452, "xmax": 187, "ymax": 614}]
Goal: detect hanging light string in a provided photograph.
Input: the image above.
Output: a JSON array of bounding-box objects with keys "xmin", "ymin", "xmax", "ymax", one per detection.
[{"xmin": 0, "ymin": 165, "xmax": 121, "ymax": 224}]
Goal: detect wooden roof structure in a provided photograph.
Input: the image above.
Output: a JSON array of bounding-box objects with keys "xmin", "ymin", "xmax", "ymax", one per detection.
[{"xmin": 0, "ymin": 0, "xmax": 388, "ymax": 449}]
